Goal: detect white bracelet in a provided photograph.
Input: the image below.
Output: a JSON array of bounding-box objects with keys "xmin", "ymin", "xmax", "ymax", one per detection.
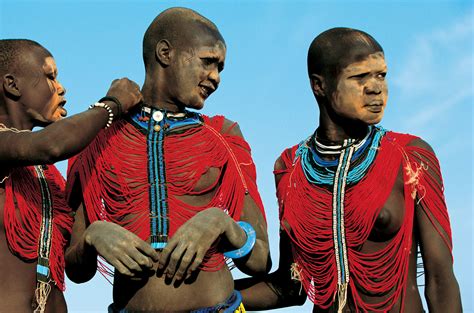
[{"xmin": 89, "ymin": 102, "xmax": 114, "ymax": 128}]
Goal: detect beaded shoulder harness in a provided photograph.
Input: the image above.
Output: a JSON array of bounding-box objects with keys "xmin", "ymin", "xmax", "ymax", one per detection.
[{"xmin": 127, "ymin": 106, "xmax": 202, "ymax": 249}]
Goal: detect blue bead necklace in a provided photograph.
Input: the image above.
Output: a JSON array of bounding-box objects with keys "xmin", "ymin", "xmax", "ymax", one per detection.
[
  {"xmin": 128, "ymin": 106, "xmax": 202, "ymax": 249},
  {"xmin": 296, "ymin": 126, "xmax": 386, "ymax": 186}
]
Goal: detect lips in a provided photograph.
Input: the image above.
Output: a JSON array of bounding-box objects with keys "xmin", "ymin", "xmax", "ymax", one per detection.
[
  {"xmin": 367, "ymin": 99, "xmax": 383, "ymax": 106},
  {"xmin": 364, "ymin": 100, "xmax": 384, "ymax": 113},
  {"xmin": 366, "ymin": 105, "xmax": 383, "ymax": 113},
  {"xmin": 58, "ymin": 99, "xmax": 67, "ymax": 117},
  {"xmin": 199, "ymin": 84, "xmax": 215, "ymax": 99}
]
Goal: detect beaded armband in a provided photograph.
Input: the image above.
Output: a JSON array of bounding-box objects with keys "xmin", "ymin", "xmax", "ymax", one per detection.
[
  {"xmin": 224, "ymin": 221, "xmax": 256, "ymax": 259},
  {"xmin": 89, "ymin": 102, "xmax": 114, "ymax": 128}
]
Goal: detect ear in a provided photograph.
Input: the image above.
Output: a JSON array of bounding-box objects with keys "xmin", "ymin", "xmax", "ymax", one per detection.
[
  {"xmin": 310, "ymin": 73, "xmax": 326, "ymax": 97},
  {"xmin": 155, "ymin": 39, "xmax": 173, "ymax": 66},
  {"xmin": 3, "ymin": 74, "xmax": 21, "ymax": 98}
]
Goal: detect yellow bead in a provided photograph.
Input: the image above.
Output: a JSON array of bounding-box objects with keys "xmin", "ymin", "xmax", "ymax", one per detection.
[{"xmin": 154, "ymin": 125, "xmax": 161, "ymax": 132}]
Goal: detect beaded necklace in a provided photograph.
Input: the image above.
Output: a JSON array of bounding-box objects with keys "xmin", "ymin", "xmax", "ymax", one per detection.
[
  {"xmin": 296, "ymin": 126, "xmax": 386, "ymax": 186},
  {"xmin": 33, "ymin": 165, "xmax": 54, "ymax": 313},
  {"xmin": 71, "ymin": 110, "xmax": 264, "ymax": 272},
  {"xmin": 296, "ymin": 125, "xmax": 386, "ymax": 312},
  {"xmin": 0, "ymin": 123, "xmax": 55, "ymax": 312},
  {"xmin": 313, "ymin": 127, "xmax": 372, "ymax": 155},
  {"xmin": 128, "ymin": 106, "xmax": 202, "ymax": 249}
]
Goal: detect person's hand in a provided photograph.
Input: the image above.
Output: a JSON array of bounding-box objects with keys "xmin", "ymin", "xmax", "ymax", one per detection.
[
  {"xmin": 105, "ymin": 78, "xmax": 143, "ymax": 115},
  {"xmin": 157, "ymin": 208, "xmax": 232, "ymax": 281},
  {"xmin": 85, "ymin": 221, "xmax": 158, "ymax": 277}
]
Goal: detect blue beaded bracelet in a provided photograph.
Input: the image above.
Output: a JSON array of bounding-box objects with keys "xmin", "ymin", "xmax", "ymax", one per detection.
[{"xmin": 224, "ymin": 221, "xmax": 256, "ymax": 259}]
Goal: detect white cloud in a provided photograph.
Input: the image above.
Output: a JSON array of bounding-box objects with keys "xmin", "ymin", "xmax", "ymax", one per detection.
[
  {"xmin": 404, "ymin": 88, "xmax": 472, "ymax": 127},
  {"xmin": 392, "ymin": 10, "xmax": 473, "ymax": 135},
  {"xmin": 430, "ymin": 12, "xmax": 473, "ymax": 45}
]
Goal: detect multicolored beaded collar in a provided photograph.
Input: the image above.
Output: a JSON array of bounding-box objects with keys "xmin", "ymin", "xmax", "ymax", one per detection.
[
  {"xmin": 296, "ymin": 126, "xmax": 386, "ymax": 186},
  {"xmin": 127, "ymin": 106, "xmax": 202, "ymax": 134},
  {"xmin": 127, "ymin": 106, "xmax": 202, "ymax": 249}
]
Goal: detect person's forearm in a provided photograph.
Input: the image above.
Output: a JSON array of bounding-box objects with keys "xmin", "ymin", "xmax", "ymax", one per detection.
[
  {"xmin": 235, "ymin": 273, "xmax": 306, "ymax": 310},
  {"xmin": 426, "ymin": 277, "xmax": 462, "ymax": 313},
  {"xmin": 238, "ymin": 279, "xmax": 281, "ymax": 309},
  {"xmin": 1, "ymin": 105, "xmax": 118, "ymax": 168},
  {"xmin": 33, "ymin": 105, "xmax": 118, "ymax": 164},
  {"xmin": 223, "ymin": 218, "xmax": 270, "ymax": 275},
  {"xmin": 65, "ymin": 226, "xmax": 100, "ymax": 283},
  {"xmin": 234, "ymin": 239, "xmax": 270, "ymax": 275}
]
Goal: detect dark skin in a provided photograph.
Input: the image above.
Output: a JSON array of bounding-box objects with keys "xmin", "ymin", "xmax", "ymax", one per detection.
[
  {"xmin": 0, "ymin": 44, "xmax": 142, "ymax": 312},
  {"xmin": 236, "ymin": 51, "xmax": 461, "ymax": 312},
  {"xmin": 66, "ymin": 9, "xmax": 270, "ymax": 312}
]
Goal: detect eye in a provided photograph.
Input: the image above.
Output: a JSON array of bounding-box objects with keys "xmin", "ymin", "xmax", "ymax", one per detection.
[
  {"xmin": 201, "ymin": 58, "xmax": 215, "ymax": 66},
  {"xmin": 349, "ymin": 72, "xmax": 369, "ymax": 79},
  {"xmin": 218, "ymin": 63, "xmax": 224, "ymax": 73},
  {"xmin": 376, "ymin": 72, "xmax": 387, "ymax": 79}
]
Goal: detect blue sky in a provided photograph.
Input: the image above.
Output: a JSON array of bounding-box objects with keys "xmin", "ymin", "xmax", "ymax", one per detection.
[{"xmin": 1, "ymin": 0, "xmax": 472, "ymax": 312}]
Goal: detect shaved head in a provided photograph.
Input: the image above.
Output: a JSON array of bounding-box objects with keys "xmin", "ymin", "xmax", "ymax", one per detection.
[
  {"xmin": 0, "ymin": 39, "xmax": 51, "ymax": 76},
  {"xmin": 142, "ymin": 7, "xmax": 225, "ymax": 70},
  {"xmin": 307, "ymin": 27, "xmax": 383, "ymax": 83}
]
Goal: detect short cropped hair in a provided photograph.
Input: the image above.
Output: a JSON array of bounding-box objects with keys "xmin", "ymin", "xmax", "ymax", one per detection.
[
  {"xmin": 142, "ymin": 7, "xmax": 223, "ymax": 70},
  {"xmin": 307, "ymin": 28, "xmax": 383, "ymax": 82},
  {"xmin": 0, "ymin": 39, "xmax": 49, "ymax": 76}
]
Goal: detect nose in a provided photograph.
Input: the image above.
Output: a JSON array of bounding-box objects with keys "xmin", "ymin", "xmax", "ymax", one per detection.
[
  {"xmin": 208, "ymin": 67, "xmax": 220, "ymax": 88},
  {"xmin": 365, "ymin": 78, "xmax": 383, "ymax": 95},
  {"xmin": 57, "ymin": 81, "xmax": 66, "ymax": 96}
]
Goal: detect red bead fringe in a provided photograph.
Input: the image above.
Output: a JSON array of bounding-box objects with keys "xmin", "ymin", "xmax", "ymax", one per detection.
[
  {"xmin": 277, "ymin": 132, "xmax": 452, "ymax": 312},
  {"xmin": 4, "ymin": 165, "xmax": 73, "ymax": 291},
  {"xmin": 68, "ymin": 115, "xmax": 264, "ymax": 272}
]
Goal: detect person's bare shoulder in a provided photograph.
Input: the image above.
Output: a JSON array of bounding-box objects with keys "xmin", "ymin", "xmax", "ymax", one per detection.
[
  {"xmin": 221, "ymin": 117, "xmax": 243, "ymax": 138},
  {"xmin": 406, "ymin": 136, "xmax": 435, "ymax": 153},
  {"xmin": 274, "ymin": 156, "xmax": 286, "ymax": 172}
]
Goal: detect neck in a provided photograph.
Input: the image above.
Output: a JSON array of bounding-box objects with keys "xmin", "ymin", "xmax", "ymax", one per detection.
[
  {"xmin": 317, "ymin": 106, "xmax": 369, "ymax": 144},
  {"xmin": 141, "ymin": 95, "xmax": 183, "ymax": 113},
  {"xmin": 316, "ymin": 122, "xmax": 369, "ymax": 145},
  {"xmin": 0, "ymin": 100, "xmax": 34, "ymax": 131},
  {"xmin": 141, "ymin": 72, "xmax": 183, "ymax": 113}
]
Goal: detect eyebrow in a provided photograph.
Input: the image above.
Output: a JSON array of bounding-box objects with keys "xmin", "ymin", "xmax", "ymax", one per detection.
[
  {"xmin": 346, "ymin": 66, "xmax": 387, "ymax": 74},
  {"xmin": 200, "ymin": 53, "xmax": 222, "ymax": 60},
  {"xmin": 198, "ymin": 48, "xmax": 224, "ymax": 57},
  {"xmin": 44, "ymin": 68, "xmax": 58, "ymax": 77}
]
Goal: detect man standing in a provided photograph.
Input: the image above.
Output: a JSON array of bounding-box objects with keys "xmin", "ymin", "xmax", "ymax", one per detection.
[
  {"xmin": 235, "ymin": 28, "xmax": 461, "ymax": 312},
  {"xmin": 66, "ymin": 7, "xmax": 270, "ymax": 312},
  {"xmin": 0, "ymin": 39, "xmax": 142, "ymax": 312}
]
